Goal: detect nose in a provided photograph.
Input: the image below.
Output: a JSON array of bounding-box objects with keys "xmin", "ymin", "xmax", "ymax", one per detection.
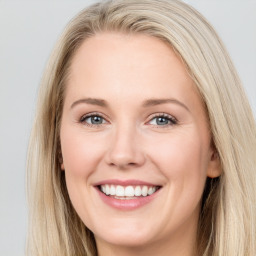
[{"xmin": 105, "ymin": 124, "xmax": 145, "ymax": 169}]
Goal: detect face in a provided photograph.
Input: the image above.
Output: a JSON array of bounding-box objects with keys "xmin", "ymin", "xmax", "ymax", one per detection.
[{"xmin": 60, "ymin": 33, "xmax": 220, "ymax": 254}]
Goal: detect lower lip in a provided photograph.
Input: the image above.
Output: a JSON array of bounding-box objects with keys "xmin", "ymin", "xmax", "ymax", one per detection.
[{"xmin": 96, "ymin": 188, "xmax": 160, "ymax": 210}]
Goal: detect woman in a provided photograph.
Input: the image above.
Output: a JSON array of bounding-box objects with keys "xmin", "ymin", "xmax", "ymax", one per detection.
[{"xmin": 27, "ymin": 0, "xmax": 256, "ymax": 255}]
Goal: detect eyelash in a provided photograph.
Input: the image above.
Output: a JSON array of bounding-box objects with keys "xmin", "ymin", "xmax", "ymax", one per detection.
[
  {"xmin": 79, "ymin": 112, "xmax": 108, "ymax": 128},
  {"xmin": 79, "ymin": 112, "xmax": 178, "ymax": 128},
  {"xmin": 147, "ymin": 113, "xmax": 178, "ymax": 127}
]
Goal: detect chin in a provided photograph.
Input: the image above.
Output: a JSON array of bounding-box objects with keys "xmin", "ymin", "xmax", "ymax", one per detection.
[
  {"xmin": 96, "ymin": 233, "xmax": 154, "ymax": 248},
  {"xmin": 92, "ymin": 221, "xmax": 157, "ymax": 247}
]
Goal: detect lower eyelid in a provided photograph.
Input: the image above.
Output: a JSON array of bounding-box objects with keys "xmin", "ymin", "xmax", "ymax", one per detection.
[{"xmin": 150, "ymin": 119, "xmax": 176, "ymax": 126}]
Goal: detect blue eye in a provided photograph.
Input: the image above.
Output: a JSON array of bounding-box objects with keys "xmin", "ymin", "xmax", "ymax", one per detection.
[
  {"xmin": 149, "ymin": 114, "xmax": 177, "ymax": 126},
  {"xmin": 80, "ymin": 114, "xmax": 107, "ymax": 126},
  {"xmin": 87, "ymin": 115, "xmax": 104, "ymax": 124}
]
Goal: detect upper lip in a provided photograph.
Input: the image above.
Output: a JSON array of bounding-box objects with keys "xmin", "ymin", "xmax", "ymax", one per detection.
[{"xmin": 93, "ymin": 179, "xmax": 161, "ymax": 187}]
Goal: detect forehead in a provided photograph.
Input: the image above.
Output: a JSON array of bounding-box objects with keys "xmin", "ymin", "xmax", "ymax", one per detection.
[
  {"xmin": 66, "ymin": 32, "xmax": 203, "ymax": 112},
  {"xmin": 69, "ymin": 32, "xmax": 188, "ymax": 80}
]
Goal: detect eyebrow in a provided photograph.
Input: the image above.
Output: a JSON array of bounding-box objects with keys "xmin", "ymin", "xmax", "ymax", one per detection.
[
  {"xmin": 70, "ymin": 98, "xmax": 108, "ymax": 109},
  {"xmin": 70, "ymin": 97, "xmax": 189, "ymax": 112},
  {"xmin": 142, "ymin": 98, "xmax": 190, "ymax": 112}
]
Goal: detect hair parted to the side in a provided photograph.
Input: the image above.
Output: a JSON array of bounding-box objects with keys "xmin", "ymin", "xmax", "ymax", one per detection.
[{"xmin": 26, "ymin": 0, "xmax": 256, "ymax": 255}]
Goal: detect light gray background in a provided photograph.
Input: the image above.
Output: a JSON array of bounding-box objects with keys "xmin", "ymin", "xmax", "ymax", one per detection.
[{"xmin": 0, "ymin": 1, "xmax": 255, "ymax": 255}]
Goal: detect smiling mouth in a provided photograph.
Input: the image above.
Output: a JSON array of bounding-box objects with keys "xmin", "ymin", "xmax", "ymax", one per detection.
[{"xmin": 98, "ymin": 184, "xmax": 161, "ymax": 199}]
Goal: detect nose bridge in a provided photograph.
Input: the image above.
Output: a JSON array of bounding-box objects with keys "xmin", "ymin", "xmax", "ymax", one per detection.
[{"xmin": 106, "ymin": 119, "xmax": 145, "ymax": 168}]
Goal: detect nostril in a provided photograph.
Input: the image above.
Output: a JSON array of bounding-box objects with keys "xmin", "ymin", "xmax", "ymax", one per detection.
[{"xmin": 105, "ymin": 135, "xmax": 146, "ymax": 168}]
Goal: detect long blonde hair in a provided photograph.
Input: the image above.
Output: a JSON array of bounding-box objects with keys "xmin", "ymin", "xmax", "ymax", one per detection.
[{"xmin": 27, "ymin": 0, "xmax": 256, "ymax": 255}]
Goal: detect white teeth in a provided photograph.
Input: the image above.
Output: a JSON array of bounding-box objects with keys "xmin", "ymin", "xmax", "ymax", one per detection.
[
  {"xmin": 110, "ymin": 185, "xmax": 115, "ymax": 195},
  {"xmin": 116, "ymin": 185, "xmax": 125, "ymax": 196},
  {"xmin": 148, "ymin": 187, "xmax": 153, "ymax": 195},
  {"xmin": 142, "ymin": 186, "xmax": 148, "ymax": 196},
  {"xmin": 100, "ymin": 184, "xmax": 159, "ymax": 198},
  {"xmin": 134, "ymin": 186, "xmax": 142, "ymax": 196},
  {"xmin": 125, "ymin": 186, "xmax": 135, "ymax": 197},
  {"xmin": 105, "ymin": 184, "xmax": 110, "ymax": 195}
]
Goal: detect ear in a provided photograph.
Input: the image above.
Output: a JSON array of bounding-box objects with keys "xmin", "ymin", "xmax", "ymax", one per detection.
[
  {"xmin": 207, "ymin": 149, "xmax": 222, "ymax": 178},
  {"xmin": 58, "ymin": 149, "xmax": 65, "ymax": 171},
  {"xmin": 61, "ymin": 163, "xmax": 65, "ymax": 171}
]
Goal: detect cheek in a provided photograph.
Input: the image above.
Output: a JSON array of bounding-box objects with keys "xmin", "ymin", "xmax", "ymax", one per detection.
[
  {"xmin": 60, "ymin": 126, "xmax": 108, "ymax": 220},
  {"xmin": 147, "ymin": 130, "xmax": 209, "ymax": 195},
  {"xmin": 150, "ymin": 132, "xmax": 207, "ymax": 171},
  {"xmin": 60, "ymin": 127, "xmax": 106, "ymax": 177}
]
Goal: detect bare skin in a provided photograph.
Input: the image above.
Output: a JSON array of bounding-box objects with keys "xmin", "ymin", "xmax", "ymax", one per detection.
[{"xmin": 60, "ymin": 32, "xmax": 221, "ymax": 256}]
